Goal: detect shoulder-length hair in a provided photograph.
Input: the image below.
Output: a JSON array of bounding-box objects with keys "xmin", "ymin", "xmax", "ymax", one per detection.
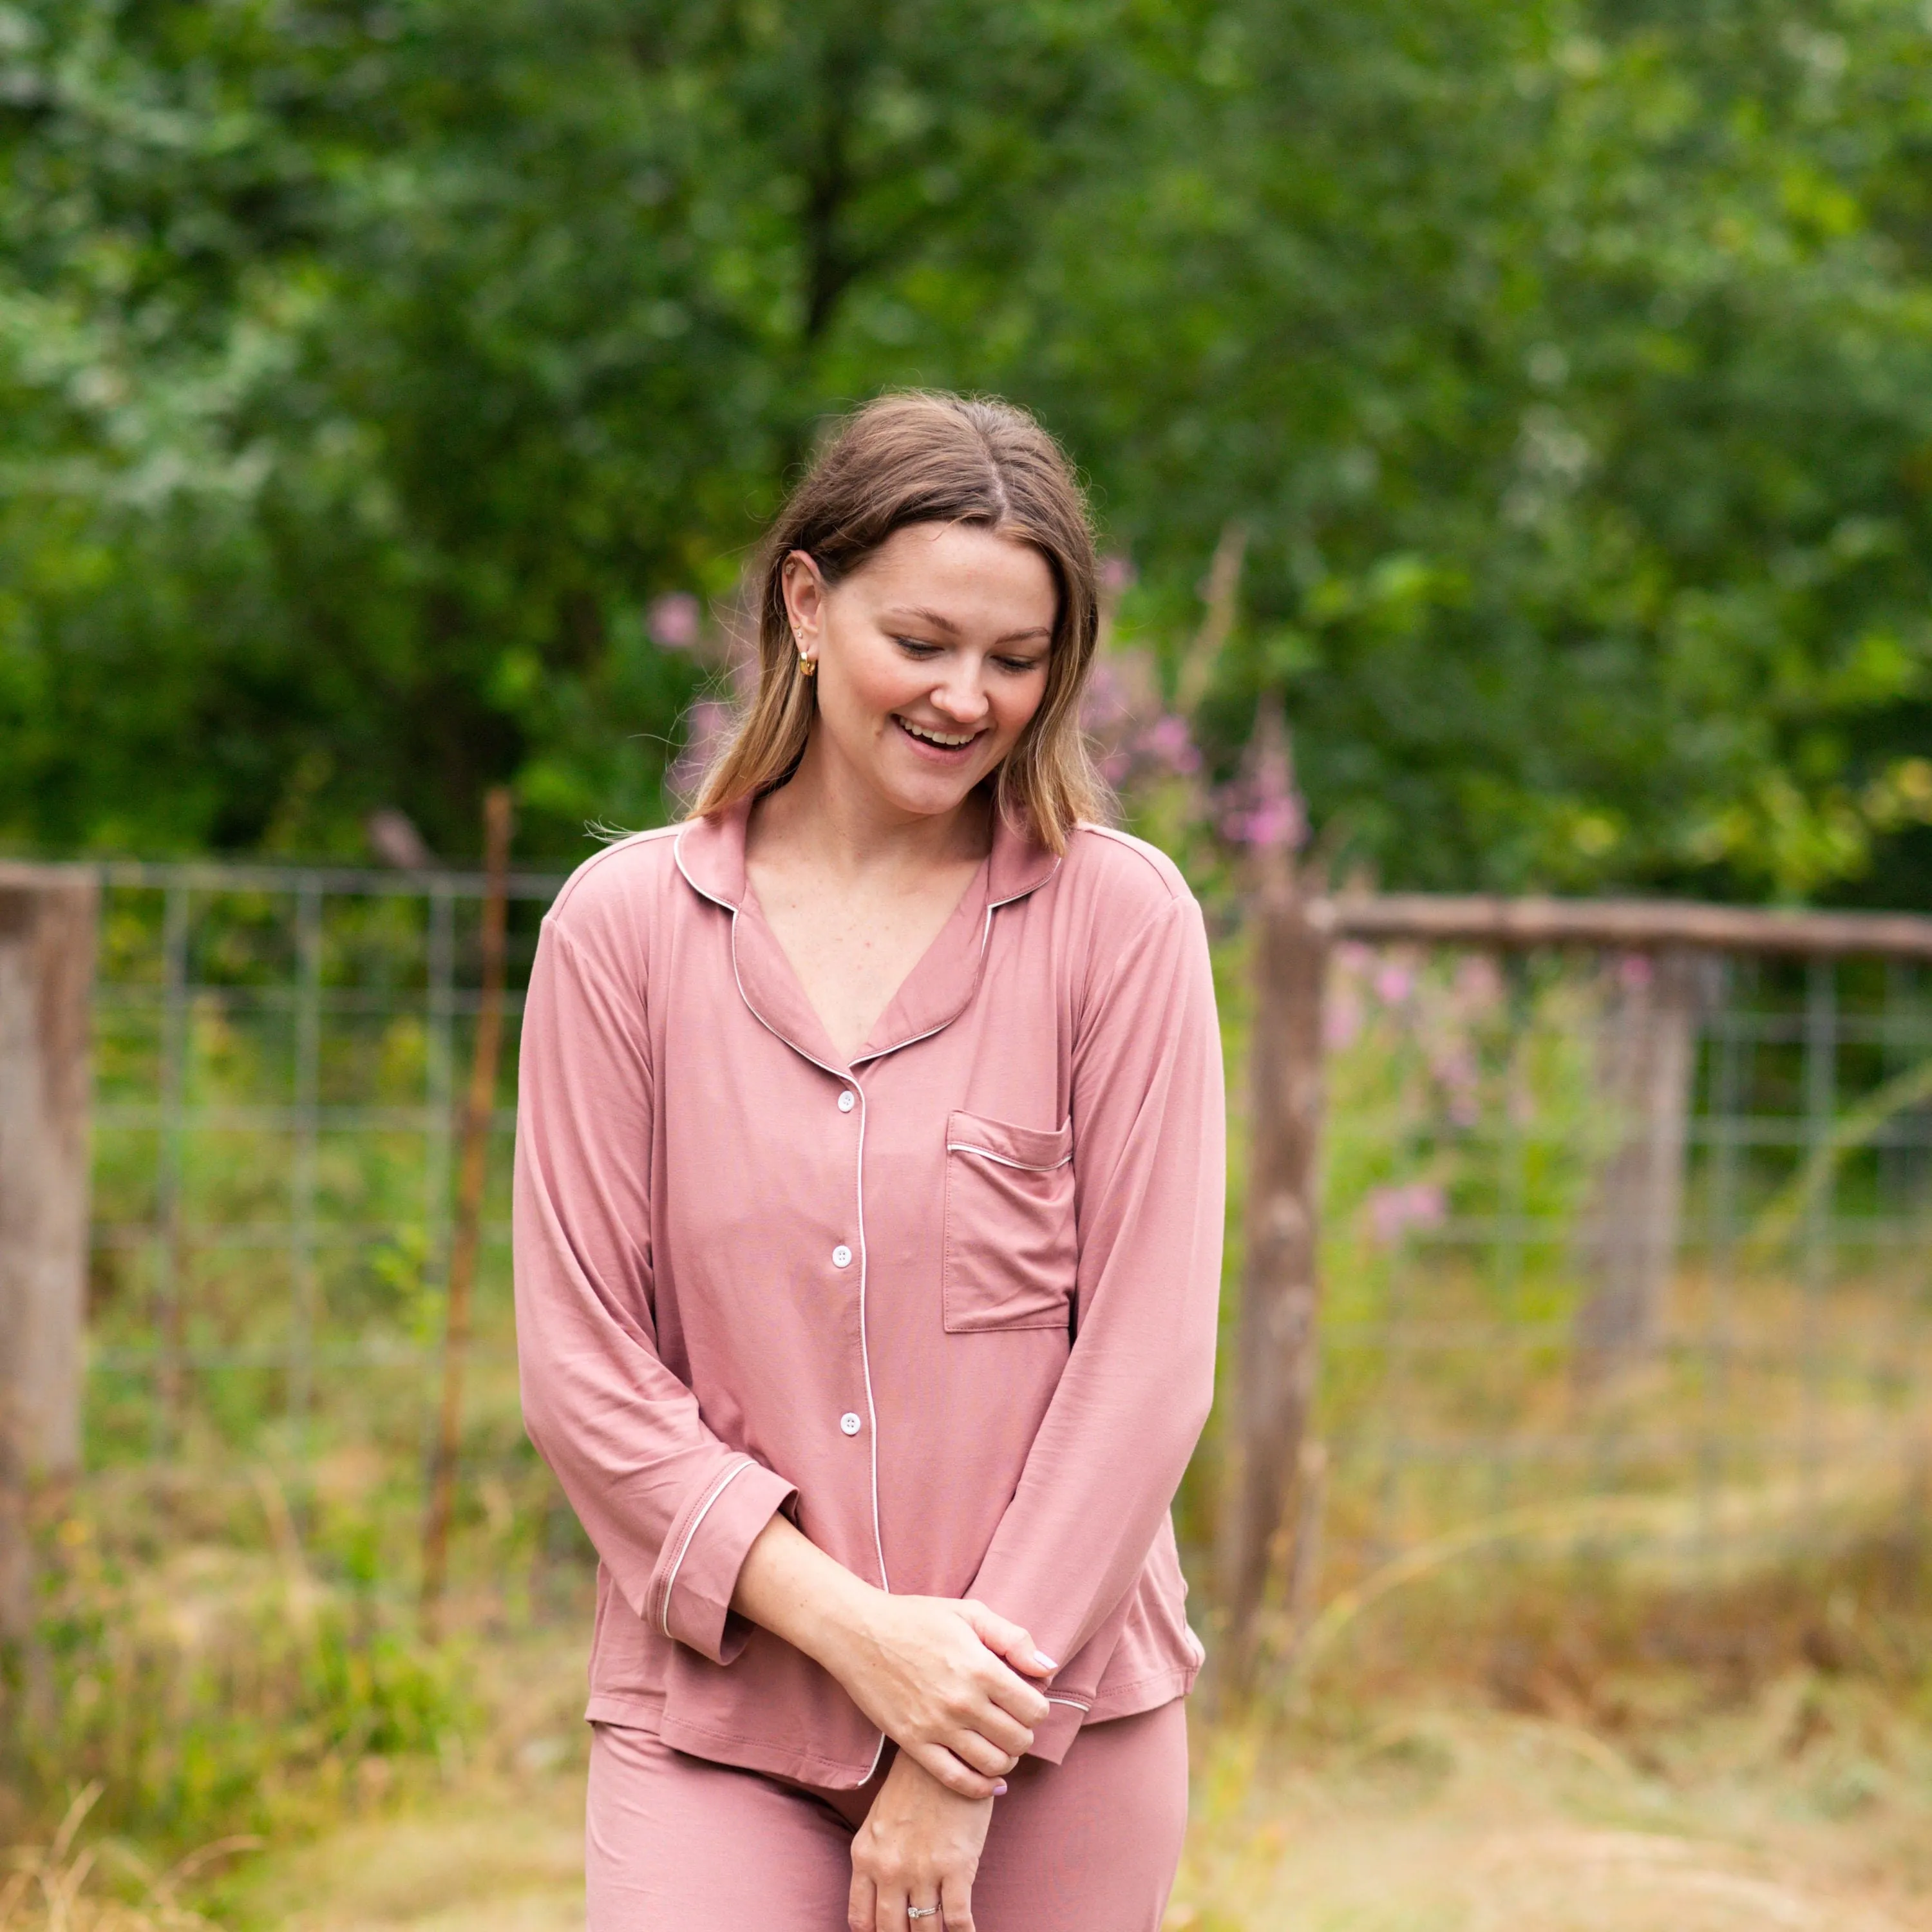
[{"xmin": 691, "ymin": 391, "xmax": 1106, "ymax": 853}]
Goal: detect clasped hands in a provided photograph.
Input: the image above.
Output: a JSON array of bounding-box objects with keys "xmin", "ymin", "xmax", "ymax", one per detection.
[
  {"xmin": 830, "ymin": 1591, "xmax": 1054, "ymax": 1932},
  {"xmin": 732, "ymin": 1517, "xmax": 1057, "ymax": 1931}
]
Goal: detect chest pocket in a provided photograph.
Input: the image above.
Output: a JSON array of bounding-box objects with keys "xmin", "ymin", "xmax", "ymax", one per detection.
[{"xmin": 942, "ymin": 1110, "xmax": 1076, "ymax": 1333}]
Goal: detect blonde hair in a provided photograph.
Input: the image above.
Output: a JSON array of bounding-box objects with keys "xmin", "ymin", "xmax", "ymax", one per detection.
[{"xmin": 691, "ymin": 391, "xmax": 1105, "ymax": 853}]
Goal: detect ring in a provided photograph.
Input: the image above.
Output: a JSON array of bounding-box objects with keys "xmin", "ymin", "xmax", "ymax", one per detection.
[{"xmin": 908, "ymin": 1909, "xmax": 938, "ymax": 1921}]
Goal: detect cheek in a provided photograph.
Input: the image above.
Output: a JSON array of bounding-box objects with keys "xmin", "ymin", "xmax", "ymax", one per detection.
[
  {"xmin": 993, "ymin": 673, "xmax": 1052, "ymax": 741},
  {"xmin": 833, "ymin": 643, "xmax": 927, "ymax": 722}
]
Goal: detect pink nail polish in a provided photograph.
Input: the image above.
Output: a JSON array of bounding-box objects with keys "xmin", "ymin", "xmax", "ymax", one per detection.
[
  {"xmin": 993, "ymin": 1779, "xmax": 1009, "ymax": 1795},
  {"xmin": 1034, "ymin": 1651, "xmax": 1057, "ymax": 1670}
]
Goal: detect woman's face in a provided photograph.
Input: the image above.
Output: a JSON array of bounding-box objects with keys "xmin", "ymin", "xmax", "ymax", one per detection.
[{"xmin": 784, "ymin": 522, "xmax": 1057, "ymax": 824}]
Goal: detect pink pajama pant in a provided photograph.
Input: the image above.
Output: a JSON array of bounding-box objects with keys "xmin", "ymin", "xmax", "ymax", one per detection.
[{"xmin": 585, "ymin": 1700, "xmax": 1189, "ymax": 1931}]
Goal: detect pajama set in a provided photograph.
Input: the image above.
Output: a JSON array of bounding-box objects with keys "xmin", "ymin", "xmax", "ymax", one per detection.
[{"xmin": 512, "ymin": 799, "xmax": 1226, "ymax": 1929}]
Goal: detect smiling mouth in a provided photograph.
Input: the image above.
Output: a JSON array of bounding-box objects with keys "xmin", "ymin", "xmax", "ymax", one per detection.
[{"xmin": 894, "ymin": 716, "xmax": 984, "ymax": 753}]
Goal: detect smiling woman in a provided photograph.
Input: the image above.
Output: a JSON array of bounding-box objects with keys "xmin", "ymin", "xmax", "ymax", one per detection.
[
  {"xmin": 513, "ymin": 392, "xmax": 1225, "ymax": 1932},
  {"xmin": 694, "ymin": 392, "xmax": 1104, "ymax": 855}
]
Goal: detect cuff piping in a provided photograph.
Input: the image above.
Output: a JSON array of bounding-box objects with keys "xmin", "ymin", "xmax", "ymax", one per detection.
[{"xmin": 658, "ymin": 1459, "xmax": 754, "ymax": 1638}]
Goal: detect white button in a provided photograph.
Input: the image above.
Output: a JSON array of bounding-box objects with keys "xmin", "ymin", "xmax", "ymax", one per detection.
[
  {"xmin": 840, "ymin": 1412, "xmax": 862, "ymax": 1436},
  {"xmin": 837, "ymin": 1090, "xmax": 855, "ymax": 1113},
  {"xmin": 832, "ymin": 1244, "xmax": 853, "ymax": 1268}
]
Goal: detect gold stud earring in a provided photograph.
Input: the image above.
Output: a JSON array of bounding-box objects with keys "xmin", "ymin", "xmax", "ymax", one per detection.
[{"xmin": 796, "ymin": 632, "xmax": 816, "ymax": 676}]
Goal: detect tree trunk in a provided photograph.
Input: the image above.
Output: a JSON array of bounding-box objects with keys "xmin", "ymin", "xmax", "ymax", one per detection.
[
  {"xmin": 0, "ymin": 866, "xmax": 97, "ymax": 1640},
  {"xmin": 1575, "ymin": 946, "xmax": 1701, "ymax": 1379},
  {"xmin": 1218, "ymin": 848, "xmax": 1329, "ymax": 1689}
]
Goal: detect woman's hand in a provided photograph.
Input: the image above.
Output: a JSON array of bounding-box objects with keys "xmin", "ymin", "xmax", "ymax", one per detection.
[
  {"xmin": 849, "ymin": 1750, "xmax": 994, "ymax": 1932},
  {"xmin": 821, "ymin": 1591, "xmax": 1053, "ymax": 1796},
  {"xmin": 732, "ymin": 1515, "xmax": 1054, "ymax": 1797}
]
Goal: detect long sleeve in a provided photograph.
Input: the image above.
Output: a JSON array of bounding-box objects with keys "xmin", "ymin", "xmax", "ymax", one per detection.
[
  {"xmin": 963, "ymin": 892, "xmax": 1224, "ymax": 1686},
  {"xmin": 513, "ymin": 907, "xmax": 795, "ymax": 1665}
]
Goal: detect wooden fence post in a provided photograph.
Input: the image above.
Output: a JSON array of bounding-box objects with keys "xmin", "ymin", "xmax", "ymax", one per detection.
[
  {"xmin": 1575, "ymin": 945, "xmax": 1703, "ymax": 1378},
  {"xmin": 0, "ymin": 865, "xmax": 97, "ymax": 1642},
  {"xmin": 1218, "ymin": 838, "xmax": 1329, "ymax": 1690},
  {"xmin": 421, "ymin": 788, "xmax": 513, "ymax": 1640}
]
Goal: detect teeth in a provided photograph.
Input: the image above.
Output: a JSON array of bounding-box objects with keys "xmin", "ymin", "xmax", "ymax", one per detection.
[{"xmin": 900, "ymin": 719, "xmax": 976, "ymax": 748}]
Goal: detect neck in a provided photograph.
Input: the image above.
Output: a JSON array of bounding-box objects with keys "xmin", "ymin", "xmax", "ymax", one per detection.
[{"xmin": 752, "ymin": 730, "xmax": 990, "ymax": 882}]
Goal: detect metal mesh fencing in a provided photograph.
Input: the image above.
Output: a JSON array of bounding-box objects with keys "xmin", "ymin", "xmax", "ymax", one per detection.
[
  {"xmin": 85, "ymin": 862, "xmax": 562, "ymax": 1482},
  {"xmin": 75, "ymin": 864, "xmax": 1932, "ymax": 1602},
  {"xmin": 1309, "ymin": 940, "xmax": 1932, "ymax": 1594}
]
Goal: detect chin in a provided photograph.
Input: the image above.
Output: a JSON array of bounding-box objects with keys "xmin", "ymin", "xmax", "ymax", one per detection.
[{"xmin": 878, "ymin": 764, "xmax": 989, "ymax": 820}]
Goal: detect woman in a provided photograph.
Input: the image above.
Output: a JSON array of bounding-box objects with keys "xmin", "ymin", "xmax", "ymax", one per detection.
[{"xmin": 514, "ymin": 392, "xmax": 1224, "ymax": 1931}]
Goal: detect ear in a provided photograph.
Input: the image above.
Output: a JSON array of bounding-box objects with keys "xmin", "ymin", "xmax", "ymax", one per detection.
[{"xmin": 781, "ymin": 551, "xmax": 829, "ymax": 646}]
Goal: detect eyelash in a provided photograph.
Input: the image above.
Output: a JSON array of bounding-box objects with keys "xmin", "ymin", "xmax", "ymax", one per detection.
[{"xmin": 895, "ymin": 638, "xmax": 1043, "ymax": 675}]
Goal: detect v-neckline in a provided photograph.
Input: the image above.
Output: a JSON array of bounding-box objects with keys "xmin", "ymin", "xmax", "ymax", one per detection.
[
  {"xmin": 672, "ymin": 800, "xmax": 1063, "ymax": 1077},
  {"xmin": 738, "ymin": 856, "xmax": 994, "ymax": 1073}
]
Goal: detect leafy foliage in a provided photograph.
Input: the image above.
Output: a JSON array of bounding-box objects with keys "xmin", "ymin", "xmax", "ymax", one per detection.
[{"xmin": 4, "ymin": 0, "xmax": 1932, "ymax": 898}]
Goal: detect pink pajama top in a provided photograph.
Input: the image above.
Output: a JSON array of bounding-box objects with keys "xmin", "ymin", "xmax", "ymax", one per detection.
[{"xmin": 512, "ymin": 799, "xmax": 1225, "ymax": 1789}]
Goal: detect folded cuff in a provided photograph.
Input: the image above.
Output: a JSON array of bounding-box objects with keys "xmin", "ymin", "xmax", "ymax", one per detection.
[{"xmin": 651, "ymin": 1458, "xmax": 798, "ymax": 1665}]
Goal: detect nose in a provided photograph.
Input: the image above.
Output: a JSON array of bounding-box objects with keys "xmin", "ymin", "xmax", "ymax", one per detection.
[{"xmin": 929, "ymin": 661, "xmax": 991, "ymax": 726}]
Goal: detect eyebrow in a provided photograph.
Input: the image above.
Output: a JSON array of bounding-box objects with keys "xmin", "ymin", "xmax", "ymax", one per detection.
[{"xmin": 884, "ymin": 606, "xmax": 1052, "ymax": 646}]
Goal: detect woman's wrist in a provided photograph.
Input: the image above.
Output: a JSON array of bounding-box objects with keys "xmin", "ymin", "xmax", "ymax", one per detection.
[
  {"xmin": 730, "ymin": 1511, "xmax": 884, "ymax": 1679},
  {"xmin": 783, "ymin": 1553, "xmax": 886, "ymax": 1678}
]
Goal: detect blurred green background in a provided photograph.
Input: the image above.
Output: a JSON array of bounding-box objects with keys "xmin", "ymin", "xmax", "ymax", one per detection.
[{"xmin": 7, "ymin": 0, "xmax": 1932, "ymax": 901}]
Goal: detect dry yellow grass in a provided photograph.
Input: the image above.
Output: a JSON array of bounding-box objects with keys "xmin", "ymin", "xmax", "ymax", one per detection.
[
  {"xmin": 21, "ymin": 1495, "xmax": 1927, "ymax": 1932},
  {"xmin": 190, "ymin": 1650, "xmax": 1932, "ymax": 1932},
  {"xmin": 1, "ymin": 1786, "xmax": 258, "ymax": 1931},
  {"xmin": 1171, "ymin": 1687, "xmax": 1932, "ymax": 1932}
]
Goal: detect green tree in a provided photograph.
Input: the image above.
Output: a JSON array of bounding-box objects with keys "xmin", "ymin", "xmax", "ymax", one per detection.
[{"xmin": 4, "ymin": 0, "xmax": 1931, "ymax": 904}]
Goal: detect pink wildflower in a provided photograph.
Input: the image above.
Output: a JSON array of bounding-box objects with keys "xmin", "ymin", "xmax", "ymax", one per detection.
[
  {"xmin": 1372, "ymin": 963, "xmax": 1414, "ymax": 1006},
  {"xmin": 1139, "ymin": 713, "xmax": 1202, "ymax": 777},
  {"xmin": 1367, "ymin": 1182, "xmax": 1447, "ymax": 1247},
  {"xmin": 647, "ymin": 592, "xmax": 703, "ymax": 650}
]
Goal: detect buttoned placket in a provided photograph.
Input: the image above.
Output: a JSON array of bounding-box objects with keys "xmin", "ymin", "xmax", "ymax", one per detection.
[{"xmin": 673, "ymin": 810, "xmax": 1062, "ymax": 1785}]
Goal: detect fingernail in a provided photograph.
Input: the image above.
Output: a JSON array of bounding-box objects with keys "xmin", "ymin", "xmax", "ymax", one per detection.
[
  {"xmin": 1033, "ymin": 1651, "xmax": 1057, "ymax": 1669},
  {"xmin": 993, "ymin": 1779, "xmax": 1009, "ymax": 1795}
]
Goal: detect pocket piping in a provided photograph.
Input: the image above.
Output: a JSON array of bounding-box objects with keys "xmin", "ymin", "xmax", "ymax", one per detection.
[{"xmin": 942, "ymin": 1110, "xmax": 1076, "ymax": 1334}]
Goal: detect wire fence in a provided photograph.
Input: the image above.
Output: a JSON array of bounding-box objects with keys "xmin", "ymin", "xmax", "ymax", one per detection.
[
  {"xmin": 1305, "ymin": 937, "xmax": 1932, "ymax": 1602},
  {"xmin": 85, "ymin": 862, "xmax": 560, "ymax": 1480},
  {"xmin": 75, "ymin": 861, "xmax": 1932, "ymax": 1613}
]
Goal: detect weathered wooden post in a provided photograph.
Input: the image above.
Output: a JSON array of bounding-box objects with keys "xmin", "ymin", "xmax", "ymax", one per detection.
[
  {"xmin": 421, "ymin": 788, "xmax": 513, "ymax": 1639},
  {"xmin": 1575, "ymin": 945, "xmax": 1703, "ymax": 1379},
  {"xmin": 0, "ymin": 865, "xmax": 97, "ymax": 1641},
  {"xmin": 1218, "ymin": 721, "xmax": 1329, "ymax": 1690}
]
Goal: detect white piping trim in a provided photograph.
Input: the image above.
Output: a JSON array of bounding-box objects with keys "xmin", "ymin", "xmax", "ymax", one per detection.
[
  {"xmin": 659, "ymin": 1459, "xmax": 754, "ymax": 1638},
  {"xmin": 849, "ymin": 860, "xmax": 1062, "ymax": 1065},
  {"xmin": 687, "ymin": 866, "xmax": 897, "ymax": 1779},
  {"xmin": 676, "ymin": 820, "xmax": 1055, "ymax": 1784},
  {"xmin": 854, "ymin": 1065, "xmax": 891, "ymax": 1786},
  {"xmin": 854, "ymin": 1088, "xmax": 889, "ymax": 1593},
  {"xmin": 945, "ymin": 1142, "xmax": 1072, "ymax": 1173}
]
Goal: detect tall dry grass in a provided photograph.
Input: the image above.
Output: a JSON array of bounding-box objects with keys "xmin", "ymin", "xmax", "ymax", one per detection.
[{"xmin": 1, "ymin": 1786, "xmax": 255, "ymax": 1931}]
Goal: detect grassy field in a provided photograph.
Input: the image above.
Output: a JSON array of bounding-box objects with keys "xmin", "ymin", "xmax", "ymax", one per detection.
[
  {"xmin": 8, "ymin": 1511, "xmax": 1932, "ymax": 1932},
  {"xmin": 17, "ymin": 1653, "xmax": 1932, "ymax": 1931},
  {"xmin": 11, "ymin": 905, "xmax": 1924, "ymax": 1927}
]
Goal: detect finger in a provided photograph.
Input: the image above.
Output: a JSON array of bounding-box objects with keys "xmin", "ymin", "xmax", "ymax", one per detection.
[
  {"xmin": 954, "ymin": 1685, "xmax": 1034, "ymax": 1756},
  {"xmin": 960, "ymin": 1601, "xmax": 1057, "ymax": 1678},
  {"xmin": 909, "ymin": 1741, "xmax": 1005, "ymax": 1801},
  {"xmin": 849, "ymin": 1870, "xmax": 876, "ymax": 1932},
  {"xmin": 945, "ymin": 1728, "xmax": 1019, "ymax": 1779},
  {"xmin": 875, "ymin": 1877, "xmax": 908, "ymax": 1932},
  {"xmin": 942, "ymin": 1868, "xmax": 977, "ymax": 1932},
  {"xmin": 983, "ymin": 1666, "xmax": 1051, "ymax": 1729}
]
